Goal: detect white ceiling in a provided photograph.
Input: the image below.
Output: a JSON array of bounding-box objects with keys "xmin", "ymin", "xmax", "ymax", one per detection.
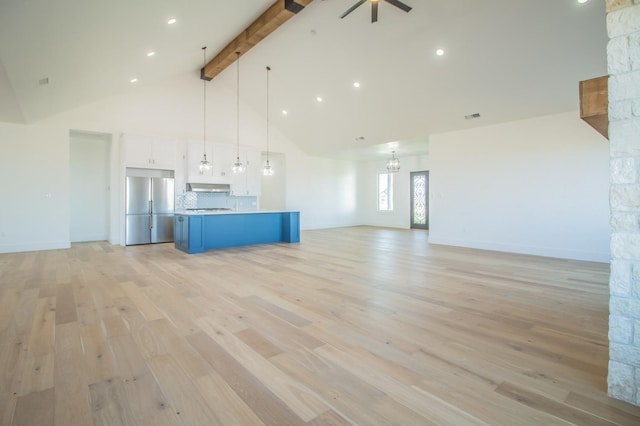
[{"xmin": 0, "ymin": 0, "xmax": 608, "ymax": 160}]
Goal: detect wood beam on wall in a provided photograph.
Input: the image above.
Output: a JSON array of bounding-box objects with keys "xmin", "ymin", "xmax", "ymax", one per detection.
[
  {"xmin": 579, "ymin": 75, "xmax": 609, "ymax": 140},
  {"xmin": 201, "ymin": 0, "xmax": 314, "ymax": 81}
]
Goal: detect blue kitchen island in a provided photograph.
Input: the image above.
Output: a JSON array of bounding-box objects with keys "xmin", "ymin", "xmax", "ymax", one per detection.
[{"xmin": 174, "ymin": 210, "xmax": 300, "ymax": 254}]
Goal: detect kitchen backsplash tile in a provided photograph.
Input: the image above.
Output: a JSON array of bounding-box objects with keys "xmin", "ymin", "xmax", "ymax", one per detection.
[{"xmin": 176, "ymin": 192, "xmax": 257, "ymax": 211}]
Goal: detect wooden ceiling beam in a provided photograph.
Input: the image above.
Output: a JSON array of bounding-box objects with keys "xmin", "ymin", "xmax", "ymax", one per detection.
[
  {"xmin": 201, "ymin": 0, "xmax": 314, "ymax": 81},
  {"xmin": 579, "ymin": 75, "xmax": 609, "ymax": 140}
]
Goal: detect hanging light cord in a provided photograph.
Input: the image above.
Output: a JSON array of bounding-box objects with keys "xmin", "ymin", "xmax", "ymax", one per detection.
[
  {"xmin": 266, "ymin": 66, "xmax": 271, "ymax": 165},
  {"xmin": 202, "ymin": 47, "xmax": 207, "ymax": 159},
  {"xmin": 236, "ymin": 51, "xmax": 240, "ymax": 160}
]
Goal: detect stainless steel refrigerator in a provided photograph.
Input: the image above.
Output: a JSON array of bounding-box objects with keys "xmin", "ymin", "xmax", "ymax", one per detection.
[{"xmin": 125, "ymin": 176, "xmax": 175, "ymax": 245}]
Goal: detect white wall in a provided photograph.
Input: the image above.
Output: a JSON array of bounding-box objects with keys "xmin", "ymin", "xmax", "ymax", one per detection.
[
  {"xmin": 287, "ymin": 154, "xmax": 359, "ymax": 230},
  {"xmin": 0, "ymin": 76, "xmax": 609, "ymax": 259},
  {"xmin": 0, "ymin": 122, "xmax": 70, "ymax": 253},
  {"xmin": 428, "ymin": 111, "xmax": 610, "ymax": 262},
  {"xmin": 0, "ymin": 72, "xmax": 359, "ymax": 249},
  {"xmin": 358, "ymin": 154, "xmax": 430, "ymax": 229}
]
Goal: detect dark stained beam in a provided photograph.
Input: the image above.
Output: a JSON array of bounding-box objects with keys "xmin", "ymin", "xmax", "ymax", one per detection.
[
  {"xmin": 201, "ymin": 0, "xmax": 314, "ymax": 81},
  {"xmin": 579, "ymin": 75, "xmax": 609, "ymax": 140}
]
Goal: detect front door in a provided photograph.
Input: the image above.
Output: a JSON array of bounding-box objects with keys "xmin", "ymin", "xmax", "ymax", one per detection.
[{"xmin": 410, "ymin": 171, "xmax": 429, "ymax": 229}]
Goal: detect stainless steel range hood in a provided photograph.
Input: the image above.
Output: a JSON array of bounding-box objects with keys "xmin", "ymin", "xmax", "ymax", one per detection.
[{"xmin": 186, "ymin": 183, "xmax": 231, "ymax": 193}]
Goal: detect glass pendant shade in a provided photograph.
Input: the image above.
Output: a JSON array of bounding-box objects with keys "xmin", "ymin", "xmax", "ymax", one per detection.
[
  {"xmin": 199, "ymin": 156, "xmax": 211, "ymax": 173},
  {"xmin": 263, "ymin": 160, "xmax": 274, "ymax": 176},
  {"xmin": 386, "ymin": 151, "xmax": 400, "ymax": 173},
  {"xmin": 232, "ymin": 157, "xmax": 245, "ymax": 173}
]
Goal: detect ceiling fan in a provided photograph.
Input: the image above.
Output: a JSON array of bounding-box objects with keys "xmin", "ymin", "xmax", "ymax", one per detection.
[{"xmin": 340, "ymin": 0, "xmax": 412, "ymax": 23}]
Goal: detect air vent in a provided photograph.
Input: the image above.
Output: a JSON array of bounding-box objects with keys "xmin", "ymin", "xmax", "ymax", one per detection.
[{"xmin": 465, "ymin": 113, "xmax": 481, "ymax": 120}]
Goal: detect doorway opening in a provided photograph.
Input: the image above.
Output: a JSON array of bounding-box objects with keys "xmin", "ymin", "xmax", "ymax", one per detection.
[
  {"xmin": 410, "ymin": 171, "xmax": 429, "ymax": 230},
  {"xmin": 69, "ymin": 130, "xmax": 111, "ymax": 242}
]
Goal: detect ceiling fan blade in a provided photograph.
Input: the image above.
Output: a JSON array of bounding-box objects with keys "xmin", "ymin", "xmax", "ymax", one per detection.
[
  {"xmin": 340, "ymin": 0, "xmax": 368, "ymax": 19},
  {"xmin": 372, "ymin": 1, "xmax": 378, "ymax": 23},
  {"xmin": 384, "ymin": 0, "xmax": 412, "ymax": 13}
]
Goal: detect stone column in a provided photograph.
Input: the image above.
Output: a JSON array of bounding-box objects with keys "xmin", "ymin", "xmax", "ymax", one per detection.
[{"xmin": 607, "ymin": 0, "xmax": 640, "ymax": 405}]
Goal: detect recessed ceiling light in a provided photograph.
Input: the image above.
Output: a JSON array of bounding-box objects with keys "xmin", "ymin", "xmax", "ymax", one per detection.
[
  {"xmin": 435, "ymin": 48, "xmax": 445, "ymax": 56},
  {"xmin": 130, "ymin": 78, "xmax": 138, "ymax": 83},
  {"xmin": 316, "ymin": 96, "xmax": 323, "ymax": 103},
  {"xmin": 353, "ymin": 81, "xmax": 361, "ymax": 88},
  {"xmin": 167, "ymin": 17, "xmax": 177, "ymax": 24},
  {"xmin": 577, "ymin": 0, "xmax": 588, "ymax": 3},
  {"xmin": 147, "ymin": 51, "xmax": 156, "ymax": 57},
  {"xmin": 282, "ymin": 110, "xmax": 288, "ymax": 116}
]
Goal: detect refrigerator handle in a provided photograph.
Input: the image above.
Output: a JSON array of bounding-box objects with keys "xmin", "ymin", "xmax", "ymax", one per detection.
[{"xmin": 149, "ymin": 200, "xmax": 153, "ymax": 229}]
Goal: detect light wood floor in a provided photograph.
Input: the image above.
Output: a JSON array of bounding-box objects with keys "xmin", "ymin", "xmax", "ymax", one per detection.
[{"xmin": 1, "ymin": 226, "xmax": 639, "ymax": 425}]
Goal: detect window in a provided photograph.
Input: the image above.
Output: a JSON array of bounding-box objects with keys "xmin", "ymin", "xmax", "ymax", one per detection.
[{"xmin": 378, "ymin": 173, "xmax": 394, "ymax": 211}]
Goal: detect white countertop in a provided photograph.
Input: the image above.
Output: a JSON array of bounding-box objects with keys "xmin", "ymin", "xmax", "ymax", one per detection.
[{"xmin": 175, "ymin": 209, "xmax": 297, "ymax": 216}]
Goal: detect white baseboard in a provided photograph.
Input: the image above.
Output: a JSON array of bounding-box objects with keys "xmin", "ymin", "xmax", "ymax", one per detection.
[
  {"xmin": 0, "ymin": 241, "xmax": 71, "ymax": 254},
  {"xmin": 428, "ymin": 236, "xmax": 610, "ymax": 263}
]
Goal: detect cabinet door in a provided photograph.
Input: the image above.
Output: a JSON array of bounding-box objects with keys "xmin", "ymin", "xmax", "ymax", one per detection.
[
  {"xmin": 123, "ymin": 134, "xmax": 178, "ymax": 170},
  {"xmin": 123, "ymin": 134, "xmax": 154, "ymax": 167},
  {"xmin": 174, "ymin": 141, "xmax": 187, "ymax": 195},
  {"xmin": 174, "ymin": 215, "xmax": 189, "ymax": 252},
  {"xmin": 187, "ymin": 141, "xmax": 235, "ymax": 183},
  {"xmin": 151, "ymin": 139, "xmax": 177, "ymax": 169},
  {"xmin": 211, "ymin": 142, "xmax": 233, "ymax": 182},
  {"xmin": 230, "ymin": 149, "xmax": 247, "ymax": 196},
  {"xmin": 245, "ymin": 150, "xmax": 261, "ymax": 196},
  {"xmin": 230, "ymin": 148, "xmax": 262, "ymax": 196},
  {"xmin": 187, "ymin": 141, "xmax": 213, "ymax": 181}
]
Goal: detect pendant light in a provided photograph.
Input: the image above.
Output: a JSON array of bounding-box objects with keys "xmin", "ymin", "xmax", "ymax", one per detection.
[
  {"xmin": 199, "ymin": 47, "xmax": 212, "ymax": 174},
  {"xmin": 263, "ymin": 66, "xmax": 274, "ymax": 176},
  {"xmin": 386, "ymin": 150, "xmax": 400, "ymax": 173},
  {"xmin": 232, "ymin": 51, "xmax": 245, "ymax": 174}
]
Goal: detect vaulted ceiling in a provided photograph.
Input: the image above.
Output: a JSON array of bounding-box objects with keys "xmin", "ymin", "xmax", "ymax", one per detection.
[{"xmin": 0, "ymin": 0, "xmax": 607, "ymax": 158}]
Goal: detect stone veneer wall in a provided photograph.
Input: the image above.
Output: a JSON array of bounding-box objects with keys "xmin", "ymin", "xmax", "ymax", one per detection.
[{"xmin": 607, "ymin": 0, "xmax": 640, "ymax": 405}]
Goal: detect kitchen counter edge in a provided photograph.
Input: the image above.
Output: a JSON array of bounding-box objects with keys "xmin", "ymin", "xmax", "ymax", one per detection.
[{"xmin": 175, "ymin": 209, "xmax": 299, "ymax": 216}]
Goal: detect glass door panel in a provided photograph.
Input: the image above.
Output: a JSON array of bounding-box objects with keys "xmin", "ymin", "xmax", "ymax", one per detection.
[{"xmin": 410, "ymin": 171, "xmax": 429, "ymax": 229}]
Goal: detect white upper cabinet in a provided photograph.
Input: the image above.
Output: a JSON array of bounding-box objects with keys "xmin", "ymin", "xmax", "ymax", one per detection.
[
  {"xmin": 186, "ymin": 141, "xmax": 233, "ymax": 183},
  {"xmin": 123, "ymin": 134, "xmax": 178, "ymax": 170},
  {"xmin": 230, "ymin": 149, "xmax": 261, "ymax": 196}
]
